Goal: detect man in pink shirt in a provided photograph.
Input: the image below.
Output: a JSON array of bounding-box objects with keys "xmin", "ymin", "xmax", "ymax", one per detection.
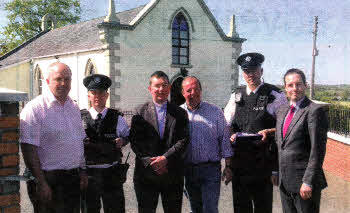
[{"xmin": 20, "ymin": 62, "xmax": 88, "ymax": 213}]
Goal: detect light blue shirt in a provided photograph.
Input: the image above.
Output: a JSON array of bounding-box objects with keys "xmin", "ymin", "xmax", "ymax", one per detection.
[
  {"xmin": 154, "ymin": 102, "xmax": 167, "ymax": 139},
  {"xmin": 181, "ymin": 101, "xmax": 233, "ymax": 164}
]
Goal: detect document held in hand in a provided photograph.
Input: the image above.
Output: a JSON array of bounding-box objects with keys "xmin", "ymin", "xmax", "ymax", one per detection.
[{"xmin": 235, "ymin": 132, "xmax": 263, "ymax": 144}]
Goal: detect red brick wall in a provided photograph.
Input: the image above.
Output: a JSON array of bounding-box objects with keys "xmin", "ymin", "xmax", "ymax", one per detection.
[
  {"xmin": 323, "ymin": 138, "xmax": 350, "ymax": 182},
  {"xmin": 0, "ymin": 102, "xmax": 20, "ymax": 213}
]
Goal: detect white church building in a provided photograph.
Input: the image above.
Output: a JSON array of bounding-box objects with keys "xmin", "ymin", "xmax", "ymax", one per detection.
[{"xmin": 0, "ymin": 0, "xmax": 246, "ymax": 111}]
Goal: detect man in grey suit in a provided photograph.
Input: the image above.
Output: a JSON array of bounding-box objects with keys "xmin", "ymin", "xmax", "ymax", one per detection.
[
  {"xmin": 130, "ymin": 71, "xmax": 189, "ymax": 213},
  {"xmin": 275, "ymin": 68, "xmax": 328, "ymax": 213}
]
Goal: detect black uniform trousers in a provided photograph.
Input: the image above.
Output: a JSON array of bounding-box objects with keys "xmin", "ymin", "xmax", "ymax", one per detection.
[
  {"xmin": 279, "ymin": 181, "xmax": 321, "ymax": 213},
  {"xmin": 134, "ymin": 178, "xmax": 184, "ymax": 213},
  {"xmin": 82, "ymin": 165, "xmax": 125, "ymax": 213},
  {"xmin": 232, "ymin": 173, "xmax": 273, "ymax": 213},
  {"xmin": 27, "ymin": 169, "xmax": 81, "ymax": 213}
]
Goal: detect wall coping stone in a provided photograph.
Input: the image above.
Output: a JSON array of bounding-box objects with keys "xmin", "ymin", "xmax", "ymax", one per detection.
[
  {"xmin": 328, "ymin": 132, "xmax": 350, "ymax": 145},
  {"xmin": 0, "ymin": 88, "xmax": 28, "ymax": 102}
]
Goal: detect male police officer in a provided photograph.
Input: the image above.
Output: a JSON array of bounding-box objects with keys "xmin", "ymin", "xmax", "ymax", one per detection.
[
  {"xmin": 81, "ymin": 74, "xmax": 129, "ymax": 213},
  {"xmin": 224, "ymin": 52, "xmax": 287, "ymax": 213}
]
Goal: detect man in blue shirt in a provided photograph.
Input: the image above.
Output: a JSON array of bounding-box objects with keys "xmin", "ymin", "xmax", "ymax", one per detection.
[{"xmin": 181, "ymin": 76, "xmax": 233, "ymax": 213}]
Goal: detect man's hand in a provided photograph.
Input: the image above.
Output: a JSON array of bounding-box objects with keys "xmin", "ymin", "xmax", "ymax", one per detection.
[
  {"xmin": 270, "ymin": 175, "xmax": 279, "ymax": 186},
  {"xmin": 258, "ymin": 130, "xmax": 268, "ymax": 142},
  {"xmin": 221, "ymin": 167, "xmax": 233, "ymax": 185},
  {"xmin": 300, "ymin": 183, "xmax": 312, "ymax": 200},
  {"xmin": 229, "ymin": 134, "xmax": 237, "ymax": 144},
  {"xmin": 257, "ymin": 128, "xmax": 276, "ymax": 142},
  {"xmin": 150, "ymin": 156, "xmax": 168, "ymax": 175},
  {"xmin": 80, "ymin": 171, "xmax": 88, "ymax": 191},
  {"xmin": 115, "ymin": 138, "xmax": 125, "ymax": 149},
  {"xmin": 36, "ymin": 181, "xmax": 52, "ymax": 203}
]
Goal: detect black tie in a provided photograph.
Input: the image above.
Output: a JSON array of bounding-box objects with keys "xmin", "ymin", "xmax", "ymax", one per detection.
[{"xmin": 95, "ymin": 113, "xmax": 103, "ymax": 132}]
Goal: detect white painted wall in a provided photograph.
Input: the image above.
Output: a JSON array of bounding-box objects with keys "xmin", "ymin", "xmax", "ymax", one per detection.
[
  {"xmin": 33, "ymin": 0, "xmax": 240, "ymax": 111},
  {"xmin": 117, "ymin": 0, "xmax": 236, "ymax": 110}
]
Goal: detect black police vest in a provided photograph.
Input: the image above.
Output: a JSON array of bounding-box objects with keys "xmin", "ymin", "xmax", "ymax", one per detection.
[
  {"xmin": 230, "ymin": 83, "xmax": 281, "ymax": 176},
  {"xmin": 81, "ymin": 108, "xmax": 122, "ymax": 165},
  {"xmin": 232, "ymin": 83, "xmax": 280, "ymax": 133}
]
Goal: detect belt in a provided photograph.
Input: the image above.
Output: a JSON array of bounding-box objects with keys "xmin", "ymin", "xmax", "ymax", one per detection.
[{"xmin": 43, "ymin": 168, "xmax": 80, "ymax": 175}]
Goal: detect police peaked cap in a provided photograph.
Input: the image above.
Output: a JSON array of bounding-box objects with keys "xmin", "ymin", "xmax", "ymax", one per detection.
[
  {"xmin": 83, "ymin": 74, "xmax": 112, "ymax": 91},
  {"xmin": 237, "ymin": 52, "xmax": 265, "ymax": 71}
]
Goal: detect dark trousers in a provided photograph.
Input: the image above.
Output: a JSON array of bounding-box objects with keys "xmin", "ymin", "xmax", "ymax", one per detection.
[
  {"xmin": 280, "ymin": 182, "xmax": 321, "ymax": 213},
  {"xmin": 27, "ymin": 169, "xmax": 80, "ymax": 213},
  {"xmin": 134, "ymin": 177, "xmax": 184, "ymax": 213},
  {"xmin": 82, "ymin": 166, "xmax": 125, "ymax": 213},
  {"xmin": 184, "ymin": 162, "xmax": 221, "ymax": 213},
  {"xmin": 232, "ymin": 176, "xmax": 273, "ymax": 213}
]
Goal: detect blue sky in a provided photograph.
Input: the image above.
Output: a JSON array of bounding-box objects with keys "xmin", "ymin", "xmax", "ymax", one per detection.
[{"xmin": 1, "ymin": 0, "xmax": 349, "ymax": 85}]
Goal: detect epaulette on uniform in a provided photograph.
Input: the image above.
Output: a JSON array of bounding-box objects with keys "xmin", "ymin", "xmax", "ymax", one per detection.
[
  {"xmin": 108, "ymin": 108, "xmax": 124, "ymax": 117},
  {"xmin": 232, "ymin": 85, "xmax": 246, "ymax": 94},
  {"xmin": 80, "ymin": 109, "xmax": 89, "ymax": 114}
]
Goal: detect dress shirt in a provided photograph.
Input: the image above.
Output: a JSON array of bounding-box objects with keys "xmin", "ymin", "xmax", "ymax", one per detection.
[
  {"xmin": 224, "ymin": 83, "xmax": 288, "ymax": 124},
  {"xmin": 87, "ymin": 107, "xmax": 130, "ymax": 169},
  {"xmin": 20, "ymin": 91, "xmax": 86, "ymax": 171},
  {"xmin": 181, "ymin": 101, "xmax": 233, "ymax": 164},
  {"xmin": 154, "ymin": 101, "xmax": 167, "ymax": 139},
  {"xmin": 283, "ymin": 97, "xmax": 306, "ymax": 127}
]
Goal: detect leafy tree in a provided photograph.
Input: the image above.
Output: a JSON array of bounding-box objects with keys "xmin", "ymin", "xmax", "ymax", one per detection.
[{"xmin": 0, "ymin": 0, "xmax": 81, "ymax": 56}]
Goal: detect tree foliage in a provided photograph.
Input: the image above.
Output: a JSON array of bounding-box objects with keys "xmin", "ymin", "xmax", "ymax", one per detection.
[{"xmin": 0, "ymin": 0, "xmax": 81, "ymax": 56}]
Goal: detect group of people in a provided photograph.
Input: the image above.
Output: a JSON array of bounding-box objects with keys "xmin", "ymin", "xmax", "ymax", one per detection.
[{"xmin": 19, "ymin": 52, "xmax": 328, "ymax": 213}]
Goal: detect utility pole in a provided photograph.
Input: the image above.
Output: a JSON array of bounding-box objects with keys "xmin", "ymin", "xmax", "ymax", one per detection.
[{"xmin": 310, "ymin": 16, "xmax": 319, "ymax": 99}]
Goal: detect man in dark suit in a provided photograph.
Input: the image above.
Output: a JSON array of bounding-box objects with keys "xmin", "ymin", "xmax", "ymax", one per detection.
[
  {"xmin": 275, "ymin": 68, "xmax": 328, "ymax": 213},
  {"xmin": 129, "ymin": 71, "xmax": 189, "ymax": 213}
]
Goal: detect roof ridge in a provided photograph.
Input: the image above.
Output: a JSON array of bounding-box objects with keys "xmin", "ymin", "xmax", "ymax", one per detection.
[
  {"xmin": 0, "ymin": 30, "xmax": 49, "ymax": 61},
  {"xmin": 42, "ymin": 4, "xmax": 148, "ymax": 31}
]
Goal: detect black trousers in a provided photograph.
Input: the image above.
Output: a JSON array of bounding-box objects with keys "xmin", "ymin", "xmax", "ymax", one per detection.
[
  {"xmin": 82, "ymin": 166, "xmax": 125, "ymax": 213},
  {"xmin": 232, "ymin": 176, "xmax": 273, "ymax": 213},
  {"xmin": 280, "ymin": 182, "xmax": 321, "ymax": 213},
  {"xmin": 134, "ymin": 178, "xmax": 184, "ymax": 213},
  {"xmin": 27, "ymin": 169, "xmax": 81, "ymax": 213}
]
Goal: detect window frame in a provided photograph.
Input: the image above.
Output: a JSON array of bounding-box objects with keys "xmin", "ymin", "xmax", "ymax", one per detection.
[{"xmin": 172, "ymin": 13, "xmax": 190, "ymax": 66}]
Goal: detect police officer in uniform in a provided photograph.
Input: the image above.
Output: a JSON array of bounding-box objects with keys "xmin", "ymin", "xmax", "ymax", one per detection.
[
  {"xmin": 224, "ymin": 53, "xmax": 287, "ymax": 213},
  {"xmin": 81, "ymin": 74, "xmax": 130, "ymax": 213}
]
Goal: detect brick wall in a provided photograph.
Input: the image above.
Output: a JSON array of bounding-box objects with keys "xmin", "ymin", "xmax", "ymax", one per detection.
[
  {"xmin": 323, "ymin": 137, "xmax": 350, "ymax": 182},
  {"xmin": 0, "ymin": 102, "xmax": 20, "ymax": 213}
]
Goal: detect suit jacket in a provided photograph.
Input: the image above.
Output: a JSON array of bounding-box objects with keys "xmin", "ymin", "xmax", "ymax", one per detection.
[
  {"xmin": 275, "ymin": 97, "xmax": 328, "ymax": 193},
  {"xmin": 129, "ymin": 101, "xmax": 189, "ymax": 184}
]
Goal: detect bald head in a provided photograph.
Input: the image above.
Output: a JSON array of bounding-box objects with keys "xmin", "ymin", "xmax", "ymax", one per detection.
[
  {"xmin": 47, "ymin": 62, "xmax": 71, "ymax": 79},
  {"xmin": 46, "ymin": 62, "xmax": 72, "ymax": 103},
  {"xmin": 181, "ymin": 76, "xmax": 202, "ymax": 110}
]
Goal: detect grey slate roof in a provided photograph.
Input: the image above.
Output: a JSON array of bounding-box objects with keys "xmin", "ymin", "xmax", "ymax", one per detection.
[{"xmin": 0, "ymin": 5, "xmax": 146, "ymax": 68}]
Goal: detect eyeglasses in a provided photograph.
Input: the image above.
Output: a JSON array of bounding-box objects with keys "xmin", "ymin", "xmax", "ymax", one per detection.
[{"xmin": 151, "ymin": 83, "xmax": 170, "ymax": 89}]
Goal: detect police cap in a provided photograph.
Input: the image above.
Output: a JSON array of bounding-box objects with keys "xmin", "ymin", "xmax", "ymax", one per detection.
[
  {"xmin": 83, "ymin": 74, "xmax": 112, "ymax": 91},
  {"xmin": 237, "ymin": 52, "xmax": 265, "ymax": 72}
]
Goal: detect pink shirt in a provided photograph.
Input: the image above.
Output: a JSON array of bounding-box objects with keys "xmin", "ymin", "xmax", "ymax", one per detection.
[{"xmin": 20, "ymin": 91, "xmax": 86, "ymax": 171}]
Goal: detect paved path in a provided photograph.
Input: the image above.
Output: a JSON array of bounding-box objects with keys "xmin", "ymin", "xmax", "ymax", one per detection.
[{"xmin": 19, "ymin": 145, "xmax": 350, "ymax": 212}]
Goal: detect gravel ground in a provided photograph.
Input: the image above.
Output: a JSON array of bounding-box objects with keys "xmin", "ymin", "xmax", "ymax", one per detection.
[{"xmin": 19, "ymin": 145, "xmax": 350, "ymax": 213}]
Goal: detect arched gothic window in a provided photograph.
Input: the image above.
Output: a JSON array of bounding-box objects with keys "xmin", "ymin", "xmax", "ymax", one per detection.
[
  {"xmin": 34, "ymin": 65, "xmax": 42, "ymax": 96},
  {"xmin": 172, "ymin": 13, "xmax": 189, "ymax": 65},
  {"xmin": 85, "ymin": 59, "xmax": 97, "ymax": 76}
]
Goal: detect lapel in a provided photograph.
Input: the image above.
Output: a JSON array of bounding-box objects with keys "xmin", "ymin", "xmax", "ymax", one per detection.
[
  {"xmin": 282, "ymin": 97, "xmax": 310, "ymax": 143},
  {"xmin": 163, "ymin": 103, "xmax": 175, "ymax": 142},
  {"xmin": 146, "ymin": 102, "xmax": 160, "ymax": 136}
]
